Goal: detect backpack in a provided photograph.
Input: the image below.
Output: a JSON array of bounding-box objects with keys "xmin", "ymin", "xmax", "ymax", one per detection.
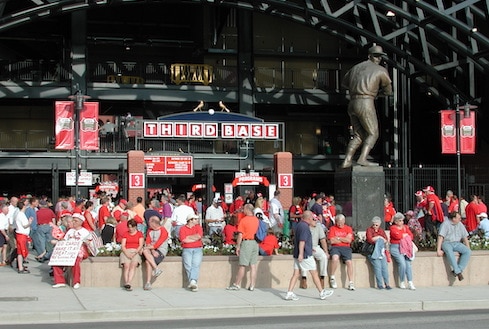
[{"xmin": 254, "ymin": 217, "xmax": 268, "ymax": 243}]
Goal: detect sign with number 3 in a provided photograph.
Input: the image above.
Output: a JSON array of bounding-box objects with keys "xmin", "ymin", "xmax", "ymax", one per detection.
[{"xmin": 278, "ymin": 173, "xmax": 293, "ymax": 188}]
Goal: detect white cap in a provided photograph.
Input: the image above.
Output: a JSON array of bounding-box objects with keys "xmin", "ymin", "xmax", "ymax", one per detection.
[{"xmin": 477, "ymin": 212, "xmax": 488, "ymax": 218}]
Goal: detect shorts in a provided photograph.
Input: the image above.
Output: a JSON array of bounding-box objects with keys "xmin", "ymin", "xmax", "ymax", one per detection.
[
  {"xmin": 119, "ymin": 248, "xmax": 142, "ymax": 266},
  {"xmin": 293, "ymin": 256, "xmax": 316, "ymax": 271},
  {"xmin": 330, "ymin": 246, "xmax": 353, "ymax": 261},
  {"xmin": 0, "ymin": 233, "xmax": 6, "ymax": 245},
  {"xmin": 239, "ymin": 240, "xmax": 258, "ymax": 266}
]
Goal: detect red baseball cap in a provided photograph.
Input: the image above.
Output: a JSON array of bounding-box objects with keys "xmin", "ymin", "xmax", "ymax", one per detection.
[
  {"xmin": 415, "ymin": 190, "xmax": 424, "ymax": 197},
  {"xmin": 423, "ymin": 186, "xmax": 435, "ymax": 193}
]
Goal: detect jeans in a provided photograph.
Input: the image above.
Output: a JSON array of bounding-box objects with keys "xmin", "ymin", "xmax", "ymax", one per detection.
[
  {"xmin": 182, "ymin": 247, "xmax": 203, "ymax": 283},
  {"xmin": 390, "ymin": 243, "xmax": 413, "ymax": 282},
  {"xmin": 36, "ymin": 224, "xmax": 53, "ymax": 255},
  {"xmin": 369, "ymin": 239, "xmax": 390, "ymax": 288},
  {"xmin": 442, "ymin": 241, "xmax": 471, "ymax": 274}
]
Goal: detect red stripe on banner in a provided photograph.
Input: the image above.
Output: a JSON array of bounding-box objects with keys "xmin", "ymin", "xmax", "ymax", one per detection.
[
  {"xmin": 80, "ymin": 102, "xmax": 99, "ymax": 151},
  {"xmin": 55, "ymin": 101, "xmax": 74, "ymax": 150}
]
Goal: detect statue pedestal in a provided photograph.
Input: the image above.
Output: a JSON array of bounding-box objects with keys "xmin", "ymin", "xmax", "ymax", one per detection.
[{"xmin": 334, "ymin": 166, "xmax": 385, "ymax": 231}]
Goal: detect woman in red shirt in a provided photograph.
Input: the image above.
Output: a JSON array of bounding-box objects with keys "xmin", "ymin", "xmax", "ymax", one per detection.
[
  {"xmin": 223, "ymin": 214, "xmax": 238, "ymax": 245},
  {"xmin": 389, "ymin": 212, "xmax": 415, "ymax": 290},
  {"xmin": 119, "ymin": 219, "xmax": 144, "ymax": 291},
  {"xmin": 180, "ymin": 213, "xmax": 204, "ymax": 292},
  {"xmin": 366, "ymin": 217, "xmax": 391, "ymax": 289}
]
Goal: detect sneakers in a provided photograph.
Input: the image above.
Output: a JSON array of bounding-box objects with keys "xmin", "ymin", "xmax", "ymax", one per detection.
[
  {"xmin": 248, "ymin": 286, "xmax": 255, "ymax": 291},
  {"xmin": 152, "ymin": 268, "xmax": 163, "ymax": 278},
  {"xmin": 399, "ymin": 281, "xmax": 406, "ymax": 289},
  {"xmin": 73, "ymin": 283, "xmax": 80, "ymax": 289},
  {"xmin": 284, "ymin": 291, "xmax": 299, "ymax": 301},
  {"xmin": 226, "ymin": 283, "xmax": 240, "ymax": 291},
  {"xmin": 52, "ymin": 283, "xmax": 66, "ymax": 288},
  {"xmin": 144, "ymin": 282, "xmax": 152, "ymax": 290},
  {"xmin": 329, "ymin": 277, "xmax": 337, "ymax": 289},
  {"xmin": 385, "ymin": 285, "xmax": 392, "ymax": 290},
  {"xmin": 348, "ymin": 282, "xmax": 356, "ymax": 291},
  {"xmin": 189, "ymin": 280, "xmax": 198, "ymax": 292},
  {"xmin": 320, "ymin": 289, "xmax": 334, "ymax": 300},
  {"xmin": 408, "ymin": 281, "xmax": 416, "ymax": 290}
]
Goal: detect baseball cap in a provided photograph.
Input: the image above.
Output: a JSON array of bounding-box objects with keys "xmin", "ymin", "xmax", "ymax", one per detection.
[
  {"xmin": 405, "ymin": 210, "xmax": 414, "ymax": 217},
  {"xmin": 60, "ymin": 210, "xmax": 72, "ymax": 218},
  {"xmin": 213, "ymin": 197, "xmax": 221, "ymax": 203},
  {"xmin": 368, "ymin": 44, "xmax": 387, "ymax": 56},
  {"xmin": 186, "ymin": 213, "xmax": 199, "ymax": 221},
  {"xmin": 477, "ymin": 212, "xmax": 488, "ymax": 218},
  {"xmin": 423, "ymin": 186, "xmax": 435, "ymax": 193},
  {"xmin": 120, "ymin": 199, "xmax": 128, "ymax": 205},
  {"xmin": 415, "ymin": 190, "xmax": 424, "ymax": 197}
]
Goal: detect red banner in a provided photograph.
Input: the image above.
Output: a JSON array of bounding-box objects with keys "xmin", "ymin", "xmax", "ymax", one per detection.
[
  {"xmin": 440, "ymin": 110, "xmax": 476, "ymax": 154},
  {"xmin": 55, "ymin": 101, "xmax": 74, "ymax": 150},
  {"xmin": 80, "ymin": 102, "xmax": 99, "ymax": 150}
]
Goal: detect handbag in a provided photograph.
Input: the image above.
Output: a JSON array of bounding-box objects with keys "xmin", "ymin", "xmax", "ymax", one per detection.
[{"xmin": 360, "ymin": 241, "xmax": 375, "ymax": 256}]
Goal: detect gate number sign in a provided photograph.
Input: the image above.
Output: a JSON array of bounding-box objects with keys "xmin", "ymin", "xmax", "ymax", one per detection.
[
  {"xmin": 129, "ymin": 173, "xmax": 145, "ymax": 189},
  {"xmin": 278, "ymin": 174, "xmax": 293, "ymax": 188}
]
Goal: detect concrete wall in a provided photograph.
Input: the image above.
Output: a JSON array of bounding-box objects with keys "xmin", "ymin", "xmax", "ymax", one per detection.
[{"xmin": 80, "ymin": 250, "xmax": 489, "ymax": 289}]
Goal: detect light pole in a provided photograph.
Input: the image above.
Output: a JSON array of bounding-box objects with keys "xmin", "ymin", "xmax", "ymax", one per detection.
[{"xmin": 69, "ymin": 90, "xmax": 89, "ymax": 198}]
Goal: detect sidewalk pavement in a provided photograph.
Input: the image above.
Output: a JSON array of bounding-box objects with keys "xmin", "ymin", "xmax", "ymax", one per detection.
[{"xmin": 2, "ymin": 254, "xmax": 489, "ymax": 325}]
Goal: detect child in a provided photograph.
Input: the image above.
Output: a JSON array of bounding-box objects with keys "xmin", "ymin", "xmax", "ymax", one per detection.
[
  {"xmin": 101, "ymin": 216, "xmax": 117, "ymax": 244},
  {"xmin": 259, "ymin": 229, "xmax": 279, "ymax": 256}
]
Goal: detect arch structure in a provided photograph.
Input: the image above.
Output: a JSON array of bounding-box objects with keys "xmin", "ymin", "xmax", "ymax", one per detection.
[{"xmin": 0, "ymin": 0, "xmax": 488, "ymax": 106}]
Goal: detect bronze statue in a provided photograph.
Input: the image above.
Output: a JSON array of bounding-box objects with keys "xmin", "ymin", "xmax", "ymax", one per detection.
[{"xmin": 340, "ymin": 44, "xmax": 393, "ymax": 168}]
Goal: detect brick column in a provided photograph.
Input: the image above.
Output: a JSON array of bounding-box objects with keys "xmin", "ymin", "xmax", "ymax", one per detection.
[
  {"xmin": 127, "ymin": 150, "xmax": 145, "ymax": 205},
  {"xmin": 273, "ymin": 152, "xmax": 293, "ymax": 208}
]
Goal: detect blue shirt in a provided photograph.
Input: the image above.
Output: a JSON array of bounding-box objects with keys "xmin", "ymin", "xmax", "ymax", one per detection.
[
  {"xmin": 293, "ymin": 220, "xmax": 313, "ymax": 259},
  {"xmin": 479, "ymin": 218, "xmax": 489, "ymax": 238},
  {"xmin": 25, "ymin": 207, "xmax": 37, "ymax": 232}
]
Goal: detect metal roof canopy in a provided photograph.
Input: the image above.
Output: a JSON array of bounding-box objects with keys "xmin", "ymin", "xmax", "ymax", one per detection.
[{"xmin": 0, "ymin": 0, "xmax": 488, "ymax": 106}]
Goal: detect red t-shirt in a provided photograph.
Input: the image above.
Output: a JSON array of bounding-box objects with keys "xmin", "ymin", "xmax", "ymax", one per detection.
[
  {"xmin": 123, "ymin": 231, "xmax": 143, "ymax": 249},
  {"xmin": 237, "ymin": 215, "xmax": 259, "ymax": 240},
  {"xmin": 115, "ymin": 221, "xmax": 129, "ymax": 244},
  {"xmin": 37, "ymin": 207, "xmax": 56, "ymax": 225},
  {"xmin": 389, "ymin": 224, "xmax": 413, "ymax": 245},
  {"xmin": 328, "ymin": 225, "xmax": 353, "ymax": 247},
  {"xmin": 180, "ymin": 224, "xmax": 203, "ymax": 249},
  {"xmin": 98, "ymin": 205, "xmax": 111, "ymax": 229},
  {"xmin": 223, "ymin": 224, "xmax": 237, "ymax": 245},
  {"xmin": 259, "ymin": 234, "xmax": 279, "ymax": 255}
]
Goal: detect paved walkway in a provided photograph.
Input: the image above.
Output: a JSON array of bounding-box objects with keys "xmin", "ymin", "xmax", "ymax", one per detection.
[{"xmin": 2, "ymin": 254, "xmax": 489, "ymax": 325}]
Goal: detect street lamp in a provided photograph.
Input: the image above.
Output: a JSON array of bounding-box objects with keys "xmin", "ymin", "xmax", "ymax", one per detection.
[{"xmin": 69, "ymin": 90, "xmax": 90, "ymax": 198}]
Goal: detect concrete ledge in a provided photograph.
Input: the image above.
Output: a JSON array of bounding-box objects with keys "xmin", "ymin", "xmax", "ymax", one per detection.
[{"xmin": 80, "ymin": 250, "xmax": 489, "ymax": 288}]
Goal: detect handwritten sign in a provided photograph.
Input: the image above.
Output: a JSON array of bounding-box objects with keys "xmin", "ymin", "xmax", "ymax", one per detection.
[{"xmin": 48, "ymin": 240, "xmax": 83, "ymax": 266}]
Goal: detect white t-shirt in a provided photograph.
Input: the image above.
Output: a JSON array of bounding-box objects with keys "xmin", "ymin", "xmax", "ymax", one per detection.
[
  {"xmin": 206, "ymin": 206, "xmax": 225, "ymax": 227},
  {"xmin": 171, "ymin": 204, "xmax": 195, "ymax": 226},
  {"xmin": 0, "ymin": 213, "xmax": 8, "ymax": 231},
  {"xmin": 15, "ymin": 211, "xmax": 30, "ymax": 236}
]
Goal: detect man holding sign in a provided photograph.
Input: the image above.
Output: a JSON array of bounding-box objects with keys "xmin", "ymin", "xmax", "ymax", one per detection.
[{"xmin": 50, "ymin": 213, "xmax": 91, "ymax": 289}]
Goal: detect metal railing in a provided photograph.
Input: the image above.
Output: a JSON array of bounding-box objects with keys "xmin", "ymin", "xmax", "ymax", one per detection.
[{"xmin": 1, "ymin": 59, "xmax": 339, "ymax": 90}]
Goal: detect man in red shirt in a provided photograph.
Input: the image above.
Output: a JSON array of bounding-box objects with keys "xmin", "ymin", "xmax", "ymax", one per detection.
[
  {"xmin": 111, "ymin": 199, "xmax": 127, "ymax": 222},
  {"xmin": 464, "ymin": 194, "xmax": 481, "ymax": 233},
  {"xmin": 226, "ymin": 204, "xmax": 259, "ymax": 291},
  {"xmin": 424, "ymin": 186, "xmax": 444, "ymax": 238},
  {"xmin": 97, "ymin": 196, "xmax": 111, "ymax": 230},
  {"xmin": 328, "ymin": 214, "xmax": 355, "ymax": 291},
  {"xmin": 34, "ymin": 200, "xmax": 56, "ymax": 262}
]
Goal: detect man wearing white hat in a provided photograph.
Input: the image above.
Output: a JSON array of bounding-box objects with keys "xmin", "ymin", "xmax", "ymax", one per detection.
[
  {"xmin": 341, "ymin": 44, "xmax": 393, "ymax": 168},
  {"xmin": 205, "ymin": 197, "xmax": 225, "ymax": 236},
  {"xmin": 477, "ymin": 212, "xmax": 489, "ymax": 238}
]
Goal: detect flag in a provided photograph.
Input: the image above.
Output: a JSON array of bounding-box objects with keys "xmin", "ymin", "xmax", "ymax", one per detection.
[
  {"xmin": 80, "ymin": 102, "xmax": 99, "ymax": 150},
  {"xmin": 55, "ymin": 101, "xmax": 74, "ymax": 150}
]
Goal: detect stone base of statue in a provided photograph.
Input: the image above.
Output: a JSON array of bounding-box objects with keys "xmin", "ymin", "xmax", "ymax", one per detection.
[{"xmin": 334, "ymin": 165, "xmax": 385, "ymax": 231}]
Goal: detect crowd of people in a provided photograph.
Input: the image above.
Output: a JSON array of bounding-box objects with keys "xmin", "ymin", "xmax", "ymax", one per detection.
[{"xmin": 0, "ymin": 184, "xmax": 480, "ymax": 299}]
